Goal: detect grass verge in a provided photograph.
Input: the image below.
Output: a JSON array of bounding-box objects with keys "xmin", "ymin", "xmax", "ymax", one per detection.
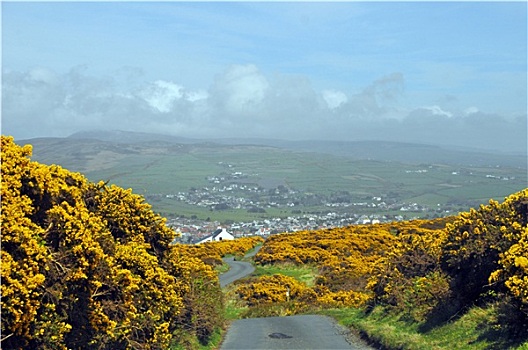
[
  {"xmin": 223, "ymin": 283, "xmax": 249, "ymax": 321},
  {"xmin": 253, "ymin": 263, "xmax": 318, "ymax": 286},
  {"xmin": 170, "ymin": 327, "xmax": 223, "ymax": 350},
  {"xmin": 319, "ymin": 304, "xmax": 528, "ymax": 350}
]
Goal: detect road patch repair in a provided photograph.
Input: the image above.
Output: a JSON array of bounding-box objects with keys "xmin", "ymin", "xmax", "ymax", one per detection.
[{"xmin": 268, "ymin": 332, "xmax": 293, "ymax": 339}]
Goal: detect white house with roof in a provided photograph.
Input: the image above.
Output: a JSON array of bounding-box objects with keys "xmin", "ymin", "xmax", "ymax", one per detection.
[
  {"xmin": 255, "ymin": 227, "xmax": 271, "ymax": 236},
  {"xmin": 196, "ymin": 227, "xmax": 234, "ymax": 244}
]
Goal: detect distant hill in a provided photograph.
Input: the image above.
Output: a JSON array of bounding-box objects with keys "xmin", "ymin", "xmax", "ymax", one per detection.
[
  {"xmin": 24, "ymin": 130, "xmax": 527, "ymax": 169},
  {"xmin": 68, "ymin": 130, "xmax": 196, "ymax": 144}
]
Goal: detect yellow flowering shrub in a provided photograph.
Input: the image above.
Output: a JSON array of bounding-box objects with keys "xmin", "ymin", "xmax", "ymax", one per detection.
[
  {"xmin": 368, "ymin": 191, "xmax": 527, "ymax": 323},
  {"xmin": 441, "ymin": 189, "xmax": 528, "ymax": 310},
  {"xmin": 166, "ymin": 245, "xmax": 223, "ymax": 346},
  {"xmin": 248, "ymin": 198, "xmax": 527, "ymax": 326},
  {"xmin": 174, "ymin": 243, "xmax": 224, "ymax": 266},
  {"xmin": 236, "ymin": 274, "xmax": 317, "ymax": 307},
  {"xmin": 255, "ymin": 224, "xmax": 398, "ymax": 296},
  {"xmin": 1, "ymin": 136, "xmax": 223, "ymax": 349},
  {"xmin": 231, "ymin": 223, "xmax": 399, "ymax": 313},
  {"xmin": 316, "ymin": 288, "xmax": 371, "ymax": 308},
  {"xmin": 367, "ymin": 218, "xmax": 453, "ymax": 319},
  {"xmin": 487, "ymin": 191, "xmax": 528, "ymax": 309},
  {"xmin": 491, "ymin": 227, "xmax": 528, "ymax": 305},
  {"xmin": 175, "ymin": 236, "xmax": 264, "ymax": 268},
  {"xmin": 203, "ymin": 236, "xmax": 264, "ymax": 258},
  {"xmin": 0, "ymin": 137, "xmax": 61, "ymax": 348}
]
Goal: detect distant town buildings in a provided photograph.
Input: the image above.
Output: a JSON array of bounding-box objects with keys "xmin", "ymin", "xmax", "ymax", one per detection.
[{"xmin": 161, "ymin": 164, "xmax": 519, "ymax": 245}]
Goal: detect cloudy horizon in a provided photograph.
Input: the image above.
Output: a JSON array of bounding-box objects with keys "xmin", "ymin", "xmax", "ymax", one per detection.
[{"xmin": 2, "ymin": 2, "xmax": 527, "ymax": 154}]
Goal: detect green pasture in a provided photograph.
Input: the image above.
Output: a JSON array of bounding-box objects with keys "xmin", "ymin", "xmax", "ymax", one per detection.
[
  {"xmin": 150, "ymin": 198, "xmax": 290, "ymax": 222},
  {"xmin": 88, "ymin": 148, "xmax": 526, "ymax": 220},
  {"xmin": 253, "ymin": 264, "xmax": 319, "ymax": 287},
  {"xmin": 37, "ymin": 142, "xmax": 526, "ymax": 221}
]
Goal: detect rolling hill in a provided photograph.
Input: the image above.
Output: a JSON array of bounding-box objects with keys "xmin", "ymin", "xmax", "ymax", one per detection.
[{"xmin": 17, "ymin": 131, "xmax": 527, "ymax": 221}]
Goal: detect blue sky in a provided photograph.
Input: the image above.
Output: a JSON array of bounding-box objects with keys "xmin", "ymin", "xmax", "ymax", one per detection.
[{"xmin": 2, "ymin": 1, "xmax": 527, "ymax": 153}]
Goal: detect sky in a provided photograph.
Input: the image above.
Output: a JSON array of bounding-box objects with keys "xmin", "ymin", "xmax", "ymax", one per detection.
[{"xmin": 2, "ymin": 1, "xmax": 527, "ymax": 153}]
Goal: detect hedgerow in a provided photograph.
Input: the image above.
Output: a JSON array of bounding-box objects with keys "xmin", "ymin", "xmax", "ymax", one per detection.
[{"xmin": 1, "ymin": 136, "xmax": 223, "ymax": 349}]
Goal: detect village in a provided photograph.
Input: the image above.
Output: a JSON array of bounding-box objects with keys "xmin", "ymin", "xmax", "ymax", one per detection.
[
  {"xmin": 161, "ymin": 167, "xmax": 516, "ymax": 244},
  {"xmin": 166, "ymin": 195, "xmax": 448, "ymax": 246},
  {"xmin": 162, "ymin": 168, "xmax": 441, "ymax": 214},
  {"xmin": 168, "ymin": 211, "xmax": 404, "ymax": 244}
]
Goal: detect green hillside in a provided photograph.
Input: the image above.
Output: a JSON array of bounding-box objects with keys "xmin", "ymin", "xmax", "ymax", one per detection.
[{"xmin": 21, "ymin": 135, "xmax": 527, "ymax": 222}]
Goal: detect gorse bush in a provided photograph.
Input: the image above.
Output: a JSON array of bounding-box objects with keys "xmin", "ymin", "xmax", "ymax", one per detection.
[
  {"xmin": 234, "ymin": 274, "xmax": 317, "ymax": 317},
  {"xmin": 441, "ymin": 191, "xmax": 528, "ymax": 309},
  {"xmin": 438, "ymin": 190, "xmax": 528, "ymax": 335},
  {"xmin": 255, "ymin": 224, "xmax": 397, "ymax": 295},
  {"xmin": 492, "ymin": 225, "xmax": 528, "ymax": 305},
  {"xmin": 236, "ymin": 195, "xmax": 527, "ymax": 342},
  {"xmin": 366, "ymin": 191, "xmax": 528, "ymax": 343},
  {"xmin": 1, "ymin": 136, "xmax": 223, "ymax": 349},
  {"xmin": 203, "ymin": 236, "xmax": 263, "ymax": 258},
  {"xmin": 367, "ymin": 218, "xmax": 454, "ymax": 321},
  {"xmin": 233, "ymin": 222, "xmax": 403, "ymax": 314},
  {"xmin": 173, "ymin": 236, "xmax": 263, "ymax": 268},
  {"xmin": 236, "ymin": 274, "xmax": 317, "ymax": 307},
  {"xmin": 238, "ymin": 218, "xmax": 453, "ymax": 314}
]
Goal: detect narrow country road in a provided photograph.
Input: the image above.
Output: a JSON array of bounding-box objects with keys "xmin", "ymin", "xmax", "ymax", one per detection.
[
  {"xmin": 218, "ymin": 248, "xmax": 374, "ymax": 349},
  {"xmin": 220, "ymin": 315, "xmax": 374, "ymax": 350},
  {"xmin": 219, "ymin": 257, "xmax": 255, "ymax": 287},
  {"xmin": 219, "ymin": 245, "xmax": 260, "ymax": 288}
]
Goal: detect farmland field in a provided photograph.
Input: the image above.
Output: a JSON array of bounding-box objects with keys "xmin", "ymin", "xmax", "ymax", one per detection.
[{"xmin": 23, "ymin": 136, "xmax": 527, "ymax": 221}]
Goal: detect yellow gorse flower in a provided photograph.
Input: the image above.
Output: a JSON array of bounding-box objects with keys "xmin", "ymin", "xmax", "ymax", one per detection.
[{"xmin": 1, "ymin": 136, "xmax": 224, "ymax": 349}]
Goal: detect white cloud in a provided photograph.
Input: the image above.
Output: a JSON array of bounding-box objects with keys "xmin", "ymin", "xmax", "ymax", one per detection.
[
  {"xmin": 464, "ymin": 106, "xmax": 479, "ymax": 115},
  {"xmin": 332, "ymin": 72, "xmax": 404, "ymax": 120},
  {"xmin": 2, "ymin": 65, "xmax": 525, "ymax": 153},
  {"xmin": 422, "ymin": 105, "xmax": 454, "ymax": 118},
  {"xmin": 139, "ymin": 80, "xmax": 183, "ymax": 113},
  {"xmin": 322, "ymin": 90, "xmax": 348, "ymax": 109},
  {"xmin": 210, "ymin": 64, "xmax": 269, "ymax": 116},
  {"xmin": 28, "ymin": 67, "xmax": 60, "ymax": 85},
  {"xmin": 185, "ymin": 90, "xmax": 208, "ymax": 102}
]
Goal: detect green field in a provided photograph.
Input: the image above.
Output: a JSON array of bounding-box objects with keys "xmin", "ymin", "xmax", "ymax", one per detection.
[{"xmin": 25, "ymin": 137, "xmax": 527, "ymax": 221}]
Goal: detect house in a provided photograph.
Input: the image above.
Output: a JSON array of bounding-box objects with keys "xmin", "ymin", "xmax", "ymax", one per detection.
[
  {"xmin": 196, "ymin": 227, "xmax": 234, "ymax": 244},
  {"xmin": 255, "ymin": 227, "xmax": 271, "ymax": 236}
]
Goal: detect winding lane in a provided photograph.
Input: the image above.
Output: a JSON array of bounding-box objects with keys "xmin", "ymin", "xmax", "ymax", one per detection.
[
  {"xmin": 219, "ymin": 257, "xmax": 255, "ymax": 288},
  {"xmin": 218, "ymin": 248, "xmax": 374, "ymax": 349}
]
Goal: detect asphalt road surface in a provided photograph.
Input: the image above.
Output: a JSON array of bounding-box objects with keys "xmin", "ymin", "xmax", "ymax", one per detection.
[
  {"xmin": 219, "ymin": 257, "xmax": 255, "ymax": 287},
  {"xmin": 219, "ymin": 247, "xmax": 374, "ymax": 349},
  {"xmin": 220, "ymin": 315, "xmax": 374, "ymax": 349}
]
